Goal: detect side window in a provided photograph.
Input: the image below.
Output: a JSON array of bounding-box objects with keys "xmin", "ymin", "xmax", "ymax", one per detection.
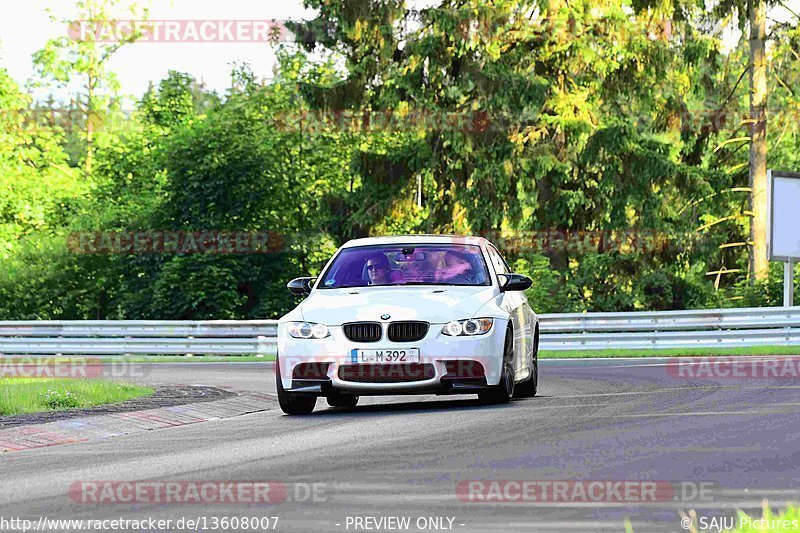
[{"xmin": 487, "ymin": 246, "xmax": 509, "ymax": 276}]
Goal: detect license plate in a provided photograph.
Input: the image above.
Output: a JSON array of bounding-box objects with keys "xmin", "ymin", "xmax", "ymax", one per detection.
[{"xmin": 351, "ymin": 348, "xmax": 420, "ymax": 364}]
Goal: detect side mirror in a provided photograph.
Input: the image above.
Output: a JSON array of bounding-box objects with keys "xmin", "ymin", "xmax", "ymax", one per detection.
[
  {"xmin": 287, "ymin": 277, "xmax": 316, "ymax": 296},
  {"xmin": 498, "ymin": 273, "xmax": 532, "ymax": 292}
]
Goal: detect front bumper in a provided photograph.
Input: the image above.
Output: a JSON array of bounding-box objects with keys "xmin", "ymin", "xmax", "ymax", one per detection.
[{"xmin": 276, "ymin": 320, "xmax": 508, "ymax": 395}]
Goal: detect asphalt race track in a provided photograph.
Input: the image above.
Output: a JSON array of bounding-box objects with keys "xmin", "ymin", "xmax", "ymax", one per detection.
[{"xmin": 1, "ymin": 357, "xmax": 799, "ymax": 533}]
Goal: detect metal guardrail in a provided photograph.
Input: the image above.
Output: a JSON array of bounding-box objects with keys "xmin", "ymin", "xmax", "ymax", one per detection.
[
  {"xmin": 0, "ymin": 321, "xmax": 278, "ymax": 356},
  {"xmin": 539, "ymin": 306, "xmax": 800, "ymax": 350},
  {"xmin": 0, "ymin": 307, "xmax": 799, "ymax": 355}
]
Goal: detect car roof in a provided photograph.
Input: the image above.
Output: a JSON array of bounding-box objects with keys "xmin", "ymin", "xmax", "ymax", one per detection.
[{"xmin": 341, "ymin": 234, "xmax": 490, "ymax": 249}]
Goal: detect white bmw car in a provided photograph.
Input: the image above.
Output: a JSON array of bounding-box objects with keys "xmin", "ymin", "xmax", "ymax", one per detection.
[{"xmin": 276, "ymin": 235, "xmax": 539, "ymax": 415}]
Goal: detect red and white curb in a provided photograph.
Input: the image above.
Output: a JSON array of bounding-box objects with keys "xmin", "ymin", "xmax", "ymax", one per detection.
[{"xmin": 0, "ymin": 390, "xmax": 276, "ymax": 454}]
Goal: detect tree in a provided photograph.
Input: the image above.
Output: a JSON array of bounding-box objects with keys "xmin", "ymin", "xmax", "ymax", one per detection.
[
  {"xmin": 6, "ymin": 0, "xmax": 799, "ymax": 318},
  {"xmin": 31, "ymin": 0, "xmax": 149, "ymax": 177},
  {"xmin": 0, "ymin": 67, "xmax": 83, "ymax": 256},
  {"xmin": 287, "ymin": 0, "xmax": 729, "ymax": 310},
  {"xmin": 140, "ymin": 71, "xmax": 219, "ymax": 129},
  {"xmin": 633, "ymin": 0, "xmax": 790, "ymax": 281},
  {"xmin": 748, "ymin": 0, "xmax": 768, "ymax": 280}
]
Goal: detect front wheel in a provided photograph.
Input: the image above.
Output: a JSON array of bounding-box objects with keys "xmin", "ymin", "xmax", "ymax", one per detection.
[
  {"xmin": 276, "ymin": 357, "xmax": 317, "ymax": 415},
  {"xmin": 478, "ymin": 329, "xmax": 515, "ymax": 404}
]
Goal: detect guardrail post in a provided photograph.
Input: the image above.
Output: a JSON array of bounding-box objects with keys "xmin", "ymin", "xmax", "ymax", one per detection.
[{"xmin": 785, "ymin": 260, "xmax": 795, "ymax": 308}]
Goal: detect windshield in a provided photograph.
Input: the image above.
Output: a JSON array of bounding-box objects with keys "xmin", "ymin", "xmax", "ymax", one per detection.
[{"xmin": 318, "ymin": 244, "xmax": 492, "ymax": 289}]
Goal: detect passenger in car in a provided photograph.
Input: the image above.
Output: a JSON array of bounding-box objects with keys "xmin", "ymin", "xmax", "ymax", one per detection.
[{"xmin": 440, "ymin": 251, "xmax": 474, "ymax": 283}]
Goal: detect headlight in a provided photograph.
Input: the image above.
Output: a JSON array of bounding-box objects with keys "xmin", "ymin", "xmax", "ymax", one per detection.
[
  {"xmin": 288, "ymin": 322, "xmax": 330, "ymax": 339},
  {"xmin": 442, "ymin": 318, "xmax": 493, "ymax": 336}
]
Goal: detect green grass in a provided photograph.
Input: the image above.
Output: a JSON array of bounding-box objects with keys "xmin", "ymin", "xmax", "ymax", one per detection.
[
  {"xmin": 540, "ymin": 345, "xmax": 800, "ymax": 359},
  {"xmin": 0, "ymin": 355, "xmax": 275, "ymax": 364},
  {"xmin": 726, "ymin": 503, "xmax": 800, "ymax": 532},
  {"xmin": 1, "ymin": 345, "xmax": 798, "ymax": 366},
  {"xmin": 134, "ymin": 345, "xmax": 799, "ymax": 362},
  {"xmin": 0, "ymin": 378, "xmax": 155, "ymax": 416},
  {"xmin": 123, "ymin": 346, "xmax": 800, "ymax": 362},
  {"xmin": 117, "ymin": 355, "xmax": 276, "ymax": 362}
]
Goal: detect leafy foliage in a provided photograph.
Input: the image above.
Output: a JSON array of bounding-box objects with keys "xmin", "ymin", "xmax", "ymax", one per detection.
[{"xmin": 1, "ymin": 0, "xmax": 798, "ymax": 318}]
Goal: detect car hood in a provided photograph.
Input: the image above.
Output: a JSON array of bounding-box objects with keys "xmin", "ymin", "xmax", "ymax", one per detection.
[{"xmin": 297, "ymin": 285, "xmax": 500, "ymax": 325}]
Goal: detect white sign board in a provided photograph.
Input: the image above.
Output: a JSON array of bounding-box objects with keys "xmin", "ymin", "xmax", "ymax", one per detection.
[{"xmin": 768, "ymin": 171, "xmax": 800, "ymax": 261}]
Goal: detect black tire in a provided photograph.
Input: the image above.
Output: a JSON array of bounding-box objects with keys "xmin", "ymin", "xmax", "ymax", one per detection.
[
  {"xmin": 326, "ymin": 394, "xmax": 359, "ymax": 408},
  {"xmin": 513, "ymin": 327, "xmax": 539, "ymax": 398},
  {"xmin": 478, "ymin": 328, "xmax": 515, "ymax": 404},
  {"xmin": 276, "ymin": 357, "xmax": 317, "ymax": 415}
]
